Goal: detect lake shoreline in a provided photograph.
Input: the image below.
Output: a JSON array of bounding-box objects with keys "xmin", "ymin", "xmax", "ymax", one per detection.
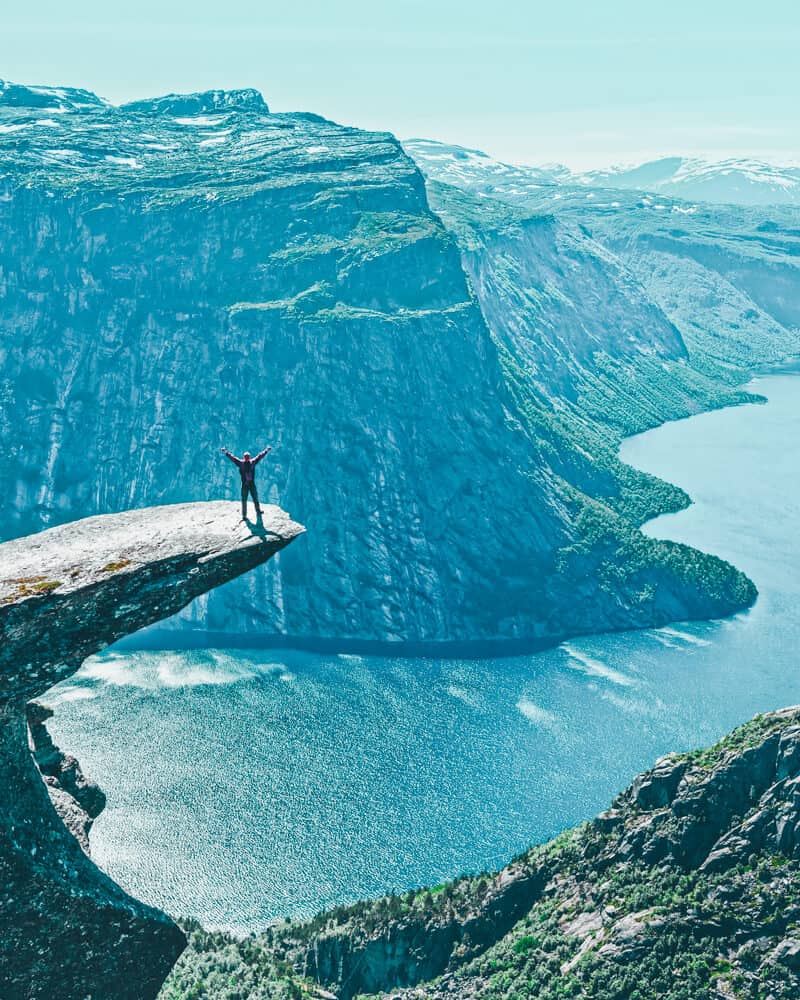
[
  {"xmin": 46, "ymin": 371, "xmax": 800, "ymax": 932},
  {"xmin": 119, "ymin": 374, "xmax": 782, "ymax": 662}
]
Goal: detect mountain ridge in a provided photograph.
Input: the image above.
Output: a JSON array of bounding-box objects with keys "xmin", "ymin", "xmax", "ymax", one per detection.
[{"xmin": 404, "ymin": 139, "xmax": 800, "ymax": 207}]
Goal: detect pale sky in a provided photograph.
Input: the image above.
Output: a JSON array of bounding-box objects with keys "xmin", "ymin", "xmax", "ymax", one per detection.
[{"xmin": 3, "ymin": 1, "xmax": 799, "ymax": 169}]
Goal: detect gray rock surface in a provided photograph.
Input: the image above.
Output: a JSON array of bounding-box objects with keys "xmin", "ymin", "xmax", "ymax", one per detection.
[
  {"xmin": 0, "ymin": 500, "xmax": 302, "ymax": 999},
  {"xmin": 26, "ymin": 700, "xmax": 106, "ymax": 853}
]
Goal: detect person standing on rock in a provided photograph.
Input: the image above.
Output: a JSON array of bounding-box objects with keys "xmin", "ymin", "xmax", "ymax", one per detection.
[{"xmin": 221, "ymin": 446, "xmax": 271, "ymax": 520}]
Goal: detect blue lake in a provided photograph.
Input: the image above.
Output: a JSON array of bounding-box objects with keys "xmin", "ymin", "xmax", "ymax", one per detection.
[{"xmin": 47, "ymin": 373, "xmax": 800, "ymax": 933}]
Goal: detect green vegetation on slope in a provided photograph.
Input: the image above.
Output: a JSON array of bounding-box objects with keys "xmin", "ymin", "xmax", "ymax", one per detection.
[{"xmin": 162, "ymin": 709, "xmax": 800, "ymax": 1000}]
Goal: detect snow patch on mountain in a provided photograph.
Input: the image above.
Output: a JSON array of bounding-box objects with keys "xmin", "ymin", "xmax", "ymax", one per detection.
[{"xmin": 405, "ymin": 139, "xmax": 800, "ymax": 207}]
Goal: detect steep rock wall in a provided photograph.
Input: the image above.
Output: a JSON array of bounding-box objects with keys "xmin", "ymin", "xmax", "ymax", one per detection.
[
  {"xmin": 0, "ymin": 85, "xmax": 567, "ymax": 643},
  {"xmin": 0, "ymin": 83, "xmax": 756, "ymax": 646}
]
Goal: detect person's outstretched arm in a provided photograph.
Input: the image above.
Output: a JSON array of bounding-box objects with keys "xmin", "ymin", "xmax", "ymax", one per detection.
[
  {"xmin": 221, "ymin": 448, "xmax": 242, "ymax": 466},
  {"xmin": 253, "ymin": 446, "xmax": 272, "ymax": 465}
]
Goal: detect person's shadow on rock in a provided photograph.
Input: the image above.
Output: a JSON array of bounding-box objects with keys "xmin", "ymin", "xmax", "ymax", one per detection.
[{"xmin": 244, "ymin": 514, "xmax": 282, "ymax": 541}]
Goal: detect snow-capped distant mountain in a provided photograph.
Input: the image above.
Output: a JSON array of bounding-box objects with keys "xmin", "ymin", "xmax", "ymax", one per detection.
[
  {"xmin": 582, "ymin": 156, "xmax": 800, "ymax": 206},
  {"xmin": 402, "ymin": 139, "xmax": 570, "ymax": 194},
  {"xmin": 405, "ymin": 139, "xmax": 800, "ymax": 208}
]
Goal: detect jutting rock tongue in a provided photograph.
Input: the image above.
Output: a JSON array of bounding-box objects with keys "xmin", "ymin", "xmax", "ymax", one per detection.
[{"xmin": 0, "ymin": 501, "xmax": 304, "ymax": 1000}]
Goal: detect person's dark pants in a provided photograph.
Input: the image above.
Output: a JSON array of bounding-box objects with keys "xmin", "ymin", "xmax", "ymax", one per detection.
[{"xmin": 241, "ymin": 482, "xmax": 261, "ymax": 518}]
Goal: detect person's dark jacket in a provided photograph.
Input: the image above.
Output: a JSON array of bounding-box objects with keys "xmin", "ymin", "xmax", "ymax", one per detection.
[{"xmin": 222, "ymin": 448, "xmax": 269, "ymax": 484}]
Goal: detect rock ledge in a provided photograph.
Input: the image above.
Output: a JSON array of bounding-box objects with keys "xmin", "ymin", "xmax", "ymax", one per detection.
[{"xmin": 0, "ymin": 500, "xmax": 303, "ymax": 1000}]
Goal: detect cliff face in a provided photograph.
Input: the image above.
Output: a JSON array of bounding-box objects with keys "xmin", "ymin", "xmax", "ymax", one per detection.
[
  {"xmin": 0, "ymin": 82, "xmax": 755, "ymax": 647},
  {"xmin": 408, "ymin": 143, "xmax": 800, "ymax": 531},
  {"xmin": 0, "ymin": 82, "xmax": 558, "ymax": 646},
  {"xmin": 165, "ymin": 708, "xmax": 800, "ymax": 1000},
  {"xmin": 408, "ymin": 139, "xmax": 800, "ymax": 395},
  {"xmin": 421, "ymin": 183, "xmax": 689, "ymax": 403},
  {"xmin": 0, "ymin": 500, "xmax": 303, "ymax": 1000}
]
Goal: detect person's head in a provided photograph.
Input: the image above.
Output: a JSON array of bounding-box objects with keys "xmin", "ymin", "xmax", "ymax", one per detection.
[{"xmin": 243, "ymin": 451, "xmax": 251, "ymax": 461}]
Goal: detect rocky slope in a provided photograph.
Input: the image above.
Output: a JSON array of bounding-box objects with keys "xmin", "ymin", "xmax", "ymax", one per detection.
[
  {"xmin": 163, "ymin": 707, "xmax": 800, "ymax": 1000},
  {"xmin": 407, "ymin": 141, "xmax": 800, "ymax": 390},
  {"xmin": 0, "ymin": 81, "xmax": 758, "ymax": 648},
  {"xmin": 406, "ymin": 142, "xmax": 800, "ymax": 521},
  {"xmin": 26, "ymin": 699, "xmax": 106, "ymax": 854},
  {"xmin": 0, "ymin": 501, "xmax": 302, "ymax": 999}
]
